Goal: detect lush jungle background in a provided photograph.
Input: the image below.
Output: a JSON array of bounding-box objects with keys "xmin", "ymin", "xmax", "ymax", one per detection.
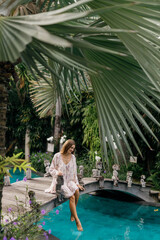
[
  {"xmin": 1, "ymin": 0, "xmax": 160, "ymax": 238},
  {"xmin": 6, "ymin": 63, "xmax": 160, "ymax": 189}
]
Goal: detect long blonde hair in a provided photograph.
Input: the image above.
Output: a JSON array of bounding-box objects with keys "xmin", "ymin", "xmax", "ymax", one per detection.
[{"xmin": 60, "ymin": 139, "xmax": 75, "ymax": 155}]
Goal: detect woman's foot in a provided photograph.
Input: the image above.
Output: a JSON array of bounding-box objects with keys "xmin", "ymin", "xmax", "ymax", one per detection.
[
  {"xmin": 70, "ymin": 215, "xmax": 75, "ymax": 222},
  {"xmin": 76, "ymin": 219, "xmax": 83, "ymax": 231}
]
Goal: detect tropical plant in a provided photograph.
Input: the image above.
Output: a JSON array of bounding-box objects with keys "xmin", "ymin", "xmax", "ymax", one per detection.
[
  {"xmin": 76, "ymin": 151, "xmax": 92, "ymax": 177},
  {"xmin": 6, "ymin": 71, "xmax": 52, "ymax": 155},
  {"xmin": 60, "ymin": 90, "xmax": 94, "ymax": 154},
  {"xmin": 147, "ymin": 172, "xmax": 160, "ymax": 190},
  {"xmin": 17, "ymin": 0, "xmax": 160, "ymax": 165},
  {"xmin": 30, "ymin": 151, "xmax": 53, "ymax": 173},
  {"xmin": 0, "ymin": 186, "xmax": 49, "ymax": 240},
  {"xmin": 127, "ymin": 162, "xmax": 144, "ymax": 180},
  {"xmin": 0, "ymin": 153, "xmax": 35, "ymax": 176},
  {"xmin": 0, "ymin": 153, "xmax": 35, "ymax": 231},
  {"xmin": 128, "ymin": 101, "xmax": 160, "ymax": 174},
  {"xmin": 29, "ymin": 61, "xmax": 89, "ymax": 148},
  {"xmin": 82, "ymin": 97, "xmax": 101, "ymax": 161},
  {"xmin": 145, "ymin": 151, "xmax": 160, "ymax": 190},
  {"xmin": 1, "ymin": 0, "xmax": 160, "ymax": 227}
]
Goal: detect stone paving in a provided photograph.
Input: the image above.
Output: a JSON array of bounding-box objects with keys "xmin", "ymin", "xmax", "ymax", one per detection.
[
  {"xmin": 2, "ymin": 177, "xmax": 97, "ymax": 216},
  {"xmin": 2, "ymin": 177, "xmax": 60, "ymax": 239},
  {"xmin": 3, "ymin": 176, "xmax": 158, "ymax": 216},
  {"xmin": 2, "ymin": 177, "xmax": 56, "ymax": 214}
]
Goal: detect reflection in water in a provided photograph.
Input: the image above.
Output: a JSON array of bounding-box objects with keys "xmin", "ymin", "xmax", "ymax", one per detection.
[
  {"xmin": 137, "ymin": 218, "xmax": 144, "ymax": 230},
  {"xmin": 74, "ymin": 231, "xmax": 82, "ymax": 240},
  {"xmin": 124, "ymin": 226, "xmax": 130, "ymax": 240}
]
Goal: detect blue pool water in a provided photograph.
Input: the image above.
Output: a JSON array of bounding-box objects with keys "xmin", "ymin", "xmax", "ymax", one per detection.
[
  {"xmin": 40, "ymin": 194, "xmax": 160, "ymax": 240},
  {"xmin": 10, "ymin": 168, "xmax": 40, "ymax": 183}
]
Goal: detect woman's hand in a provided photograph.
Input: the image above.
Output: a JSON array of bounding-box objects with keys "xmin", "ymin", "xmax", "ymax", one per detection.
[
  {"xmin": 78, "ymin": 185, "xmax": 85, "ymax": 191},
  {"xmin": 58, "ymin": 171, "xmax": 63, "ymax": 176}
]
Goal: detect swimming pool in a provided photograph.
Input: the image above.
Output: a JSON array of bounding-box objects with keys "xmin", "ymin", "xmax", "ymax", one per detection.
[
  {"xmin": 9, "ymin": 168, "xmax": 40, "ymax": 183},
  {"xmin": 40, "ymin": 194, "xmax": 160, "ymax": 240}
]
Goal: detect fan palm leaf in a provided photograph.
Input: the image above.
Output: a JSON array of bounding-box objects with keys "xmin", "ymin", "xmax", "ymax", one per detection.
[
  {"xmin": 0, "ymin": 0, "xmax": 160, "ymax": 163},
  {"xmin": 29, "ymin": 58, "xmax": 90, "ymax": 118}
]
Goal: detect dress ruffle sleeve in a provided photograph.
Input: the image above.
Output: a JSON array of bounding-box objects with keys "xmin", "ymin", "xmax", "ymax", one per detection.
[
  {"xmin": 45, "ymin": 153, "xmax": 60, "ymax": 194},
  {"xmin": 49, "ymin": 154, "xmax": 59, "ymax": 177},
  {"xmin": 73, "ymin": 155, "xmax": 79, "ymax": 185}
]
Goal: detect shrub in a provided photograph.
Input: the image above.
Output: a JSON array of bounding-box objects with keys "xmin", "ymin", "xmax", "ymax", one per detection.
[
  {"xmin": 147, "ymin": 172, "xmax": 160, "ymax": 190},
  {"xmin": 30, "ymin": 152, "xmax": 53, "ymax": 173},
  {"xmin": 6, "ymin": 76, "xmax": 51, "ymax": 156},
  {"xmin": 1, "ymin": 187, "xmax": 51, "ymax": 240},
  {"xmin": 13, "ymin": 148, "xmax": 25, "ymax": 159},
  {"xmin": 76, "ymin": 151, "xmax": 92, "ymax": 177},
  {"xmin": 127, "ymin": 163, "xmax": 144, "ymax": 180},
  {"xmin": 82, "ymin": 100, "xmax": 101, "ymax": 161}
]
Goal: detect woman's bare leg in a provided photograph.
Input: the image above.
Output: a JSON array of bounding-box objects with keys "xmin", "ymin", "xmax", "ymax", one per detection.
[
  {"xmin": 75, "ymin": 189, "xmax": 79, "ymax": 206},
  {"xmin": 69, "ymin": 194, "xmax": 83, "ymax": 231},
  {"xmin": 71, "ymin": 189, "xmax": 79, "ymax": 221}
]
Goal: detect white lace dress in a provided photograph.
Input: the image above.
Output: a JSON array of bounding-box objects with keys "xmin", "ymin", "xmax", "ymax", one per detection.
[{"xmin": 45, "ymin": 152, "xmax": 79, "ymax": 198}]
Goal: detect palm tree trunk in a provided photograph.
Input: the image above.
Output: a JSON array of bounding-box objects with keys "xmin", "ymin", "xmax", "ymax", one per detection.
[{"xmin": 0, "ymin": 62, "xmax": 11, "ymax": 232}]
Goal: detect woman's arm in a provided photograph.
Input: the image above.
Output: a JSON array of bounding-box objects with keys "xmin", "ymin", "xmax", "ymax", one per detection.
[{"xmin": 73, "ymin": 156, "xmax": 85, "ymax": 191}]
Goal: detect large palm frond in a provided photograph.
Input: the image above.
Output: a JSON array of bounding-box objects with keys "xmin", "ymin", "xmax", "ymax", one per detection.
[
  {"xmin": 0, "ymin": 0, "xmax": 160, "ymax": 164},
  {"xmin": 89, "ymin": 0, "xmax": 160, "ymax": 90},
  {"xmin": 83, "ymin": 34, "xmax": 159, "ymax": 163},
  {"xmin": 83, "ymin": 0, "xmax": 160, "ymax": 162},
  {"xmin": 29, "ymin": 60, "xmax": 89, "ymax": 117}
]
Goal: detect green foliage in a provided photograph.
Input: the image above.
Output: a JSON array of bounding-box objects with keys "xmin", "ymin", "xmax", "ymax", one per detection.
[
  {"xmin": 0, "ymin": 153, "xmax": 35, "ymax": 177},
  {"xmin": 82, "ymin": 98, "xmax": 101, "ymax": 160},
  {"xmin": 61, "ymin": 91, "xmax": 103, "ymax": 176},
  {"xmin": 155, "ymin": 152, "xmax": 160, "ymax": 170},
  {"xmin": 0, "ymin": 187, "xmax": 49, "ymax": 240},
  {"xmin": 61, "ymin": 91, "xmax": 101, "ymax": 161},
  {"xmin": 6, "ymin": 65, "xmax": 52, "ymax": 154},
  {"xmin": 128, "ymin": 104, "xmax": 160, "ymax": 189},
  {"xmin": 100, "ymin": 162, "xmax": 144, "ymax": 182},
  {"xmin": 13, "ymin": 148, "xmax": 25, "ymax": 159},
  {"xmin": 76, "ymin": 151, "xmax": 92, "ymax": 177},
  {"xmin": 102, "ymin": 171, "xmax": 112, "ymax": 179},
  {"xmin": 129, "ymin": 102, "xmax": 160, "ymax": 168},
  {"xmin": 127, "ymin": 163, "xmax": 143, "ymax": 180},
  {"xmin": 61, "ymin": 91, "xmax": 91, "ymax": 153},
  {"xmin": 146, "ymin": 152, "xmax": 160, "ymax": 190},
  {"xmin": 117, "ymin": 164, "xmax": 127, "ymax": 181},
  {"xmin": 147, "ymin": 172, "xmax": 160, "ymax": 191},
  {"xmin": 30, "ymin": 152, "xmax": 53, "ymax": 173}
]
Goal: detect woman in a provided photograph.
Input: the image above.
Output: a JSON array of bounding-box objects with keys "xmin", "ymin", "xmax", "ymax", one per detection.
[{"xmin": 45, "ymin": 139, "xmax": 84, "ymax": 231}]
